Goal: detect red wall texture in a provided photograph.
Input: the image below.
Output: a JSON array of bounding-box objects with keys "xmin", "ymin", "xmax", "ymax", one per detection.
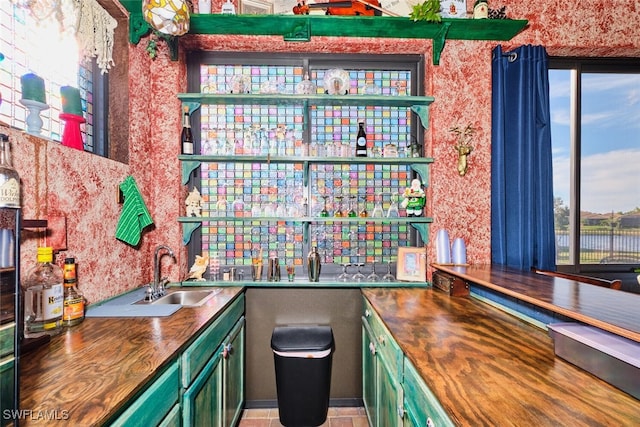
[{"xmin": 4, "ymin": 0, "xmax": 638, "ymax": 303}]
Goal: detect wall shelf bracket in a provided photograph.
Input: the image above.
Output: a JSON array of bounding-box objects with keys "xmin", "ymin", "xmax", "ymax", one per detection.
[
  {"xmin": 432, "ymin": 22, "xmax": 452, "ymax": 65},
  {"xmin": 182, "ymin": 160, "xmax": 201, "ymax": 185},
  {"xmin": 182, "ymin": 222, "xmax": 202, "ymax": 245},
  {"xmin": 284, "ymin": 18, "xmax": 311, "ymax": 42}
]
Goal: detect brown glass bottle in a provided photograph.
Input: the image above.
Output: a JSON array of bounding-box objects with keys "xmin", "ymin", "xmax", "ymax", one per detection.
[{"xmin": 62, "ymin": 257, "xmax": 85, "ymax": 327}]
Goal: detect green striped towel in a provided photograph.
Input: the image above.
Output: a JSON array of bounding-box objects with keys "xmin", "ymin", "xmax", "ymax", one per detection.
[{"xmin": 115, "ymin": 176, "xmax": 154, "ymax": 246}]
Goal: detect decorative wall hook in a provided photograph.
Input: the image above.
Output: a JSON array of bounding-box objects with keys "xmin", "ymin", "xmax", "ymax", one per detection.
[{"xmin": 450, "ymin": 123, "xmax": 475, "ymax": 176}]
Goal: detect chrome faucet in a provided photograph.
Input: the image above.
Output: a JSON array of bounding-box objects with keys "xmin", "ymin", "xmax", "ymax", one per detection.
[{"xmin": 152, "ymin": 245, "xmax": 176, "ymax": 299}]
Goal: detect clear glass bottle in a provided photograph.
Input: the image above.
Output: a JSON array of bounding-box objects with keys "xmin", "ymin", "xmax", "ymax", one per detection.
[
  {"xmin": 62, "ymin": 257, "xmax": 85, "ymax": 327},
  {"xmin": 22, "ymin": 247, "xmax": 63, "ymax": 338},
  {"xmin": 0, "ymin": 134, "xmax": 20, "ymax": 208}
]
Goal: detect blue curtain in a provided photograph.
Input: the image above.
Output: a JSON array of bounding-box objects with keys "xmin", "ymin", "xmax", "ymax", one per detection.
[{"xmin": 491, "ymin": 45, "xmax": 556, "ymax": 271}]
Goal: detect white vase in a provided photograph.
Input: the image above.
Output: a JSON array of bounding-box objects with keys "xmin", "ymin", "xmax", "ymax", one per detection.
[{"xmin": 198, "ymin": 0, "xmax": 211, "ymax": 14}]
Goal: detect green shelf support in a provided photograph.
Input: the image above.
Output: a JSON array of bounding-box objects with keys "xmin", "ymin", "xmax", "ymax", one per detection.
[
  {"xmin": 411, "ymin": 104, "xmax": 430, "ymax": 129},
  {"xmin": 284, "ymin": 17, "xmax": 311, "ymax": 42},
  {"xmin": 183, "ymin": 101, "xmax": 201, "ymax": 115},
  {"xmin": 182, "ymin": 222, "xmax": 202, "ymax": 245},
  {"xmin": 432, "ymin": 21, "xmax": 452, "ymax": 66},
  {"xmin": 182, "ymin": 160, "xmax": 201, "ymax": 185},
  {"xmin": 410, "ymin": 163, "xmax": 430, "ymax": 184},
  {"xmin": 128, "ymin": 12, "xmax": 150, "ymax": 45},
  {"xmin": 411, "ymin": 222, "xmax": 430, "ymax": 243}
]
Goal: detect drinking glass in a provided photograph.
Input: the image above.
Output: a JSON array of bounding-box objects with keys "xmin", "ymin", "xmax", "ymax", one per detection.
[
  {"xmin": 352, "ymin": 263, "xmax": 366, "ymax": 282},
  {"xmin": 347, "ymin": 195, "xmax": 357, "ymax": 217},
  {"xmin": 371, "ymin": 193, "xmax": 383, "ymax": 217},
  {"xmin": 382, "ymin": 261, "xmax": 395, "ymax": 282},
  {"xmin": 320, "ymin": 195, "xmax": 330, "ymax": 217},
  {"xmin": 358, "ymin": 195, "xmax": 368, "ymax": 217},
  {"xmin": 337, "ymin": 263, "xmax": 351, "ymax": 282},
  {"xmin": 386, "ymin": 193, "xmax": 400, "ymax": 218},
  {"xmin": 334, "ymin": 196, "xmax": 344, "ymax": 217},
  {"xmin": 367, "ymin": 261, "xmax": 380, "ymax": 282}
]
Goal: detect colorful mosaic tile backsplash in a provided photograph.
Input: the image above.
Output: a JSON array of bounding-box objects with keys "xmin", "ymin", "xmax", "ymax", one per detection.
[{"xmin": 198, "ymin": 64, "xmax": 417, "ymax": 270}]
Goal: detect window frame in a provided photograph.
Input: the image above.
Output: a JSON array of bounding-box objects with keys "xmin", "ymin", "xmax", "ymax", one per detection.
[{"xmin": 549, "ymin": 56, "xmax": 640, "ymax": 276}]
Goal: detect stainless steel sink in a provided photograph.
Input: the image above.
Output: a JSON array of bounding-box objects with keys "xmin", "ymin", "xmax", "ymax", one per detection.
[{"xmin": 148, "ymin": 289, "xmax": 221, "ymax": 307}]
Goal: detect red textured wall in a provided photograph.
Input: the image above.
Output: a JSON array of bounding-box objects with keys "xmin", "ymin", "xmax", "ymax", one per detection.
[{"xmin": 6, "ymin": 0, "xmax": 639, "ymax": 303}]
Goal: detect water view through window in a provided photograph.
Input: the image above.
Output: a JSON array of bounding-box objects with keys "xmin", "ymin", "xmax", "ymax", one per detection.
[{"xmin": 549, "ymin": 66, "xmax": 640, "ymax": 266}]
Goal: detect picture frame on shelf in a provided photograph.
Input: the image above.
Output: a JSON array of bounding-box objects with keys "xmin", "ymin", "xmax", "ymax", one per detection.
[
  {"xmin": 239, "ymin": 0, "xmax": 273, "ymax": 14},
  {"xmin": 396, "ymin": 246, "xmax": 427, "ymax": 282}
]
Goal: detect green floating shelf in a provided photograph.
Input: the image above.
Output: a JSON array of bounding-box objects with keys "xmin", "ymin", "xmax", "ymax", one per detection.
[
  {"xmin": 178, "ymin": 94, "xmax": 434, "ymax": 128},
  {"xmin": 179, "ymin": 155, "xmax": 434, "ymax": 186},
  {"xmin": 119, "ymin": 1, "xmax": 527, "ymax": 65},
  {"xmin": 178, "ymin": 216, "xmax": 432, "ymax": 244}
]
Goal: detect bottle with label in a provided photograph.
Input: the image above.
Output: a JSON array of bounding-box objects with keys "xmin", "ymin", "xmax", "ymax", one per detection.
[
  {"xmin": 181, "ymin": 105, "xmax": 194, "ymax": 155},
  {"xmin": 0, "ymin": 134, "xmax": 20, "ymax": 208},
  {"xmin": 355, "ymin": 120, "xmax": 367, "ymax": 157},
  {"xmin": 62, "ymin": 257, "xmax": 85, "ymax": 327},
  {"xmin": 22, "ymin": 247, "xmax": 63, "ymax": 338}
]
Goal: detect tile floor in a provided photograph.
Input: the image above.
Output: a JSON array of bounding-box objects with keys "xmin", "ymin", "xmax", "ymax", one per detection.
[{"xmin": 238, "ymin": 407, "xmax": 369, "ymax": 427}]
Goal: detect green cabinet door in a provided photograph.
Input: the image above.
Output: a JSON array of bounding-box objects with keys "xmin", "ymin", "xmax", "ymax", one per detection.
[
  {"xmin": 362, "ymin": 320, "xmax": 378, "ymax": 427},
  {"xmin": 378, "ymin": 354, "xmax": 402, "ymax": 427},
  {"xmin": 222, "ymin": 317, "xmax": 245, "ymax": 427},
  {"xmin": 183, "ymin": 347, "xmax": 224, "ymax": 427}
]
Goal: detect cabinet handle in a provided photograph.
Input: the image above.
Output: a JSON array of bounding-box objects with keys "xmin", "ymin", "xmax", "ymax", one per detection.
[
  {"xmin": 222, "ymin": 343, "xmax": 233, "ymax": 359},
  {"xmin": 397, "ymin": 405, "xmax": 405, "ymax": 418},
  {"xmin": 426, "ymin": 417, "xmax": 435, "ymax": 427},
  {"xmin": 369, "ymin": 341, "xmax": 376, "ymax": 355},
  {"xmin": 377, "ymin": 335, "xmax": 386, "ymax": 345},
  {"xmin": 364, "ymin": 309, "xmax": 371, "ymax": 317}
]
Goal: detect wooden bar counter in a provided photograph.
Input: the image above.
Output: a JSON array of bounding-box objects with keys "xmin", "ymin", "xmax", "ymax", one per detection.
[
  {"xmin": 18, "ymin": 286, "xmax": 244, "ymax": 426},
  {"xmin": 362, "ymin": 287, "xmax": 640, "ymax": 426},
  {"xmin": 433, "ymin": 263, "xmax": 640, "ymax": 342}
]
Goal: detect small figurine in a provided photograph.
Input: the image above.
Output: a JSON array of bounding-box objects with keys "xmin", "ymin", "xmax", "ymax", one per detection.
[
  {"xmin": 187, "ymin": 253, "xmax": 210, "ymax": 281},
  {"xmin": 185, "ymin": 187, "xmax": 203, "ymax": 217},
  {"xmin": 401, "ymin": 178, "xmax": 426, "ymax": 217}
]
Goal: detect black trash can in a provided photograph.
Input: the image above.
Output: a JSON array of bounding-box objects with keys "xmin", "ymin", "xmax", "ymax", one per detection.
[{"xmin": 271, "ymin": 325, "xmax": 334, "ymax": 427}]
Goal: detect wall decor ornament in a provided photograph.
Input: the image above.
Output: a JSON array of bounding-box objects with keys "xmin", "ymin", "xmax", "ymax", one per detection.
[
  {"xmin": 142, "ymin": 0, "xmax": 190, "ymax": 36},
  {"xmin": 450, "ymin": 123, "xmax": 475, "ymax": 176}
]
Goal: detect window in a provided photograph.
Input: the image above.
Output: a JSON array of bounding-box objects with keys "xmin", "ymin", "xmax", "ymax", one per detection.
[
  {"xmin": 549, "ymin": 58, "xmax": 640, "ymax": 272},
  {"xmin": 0, "ymin": 0, "xmax": 126, "ymax": 160}
]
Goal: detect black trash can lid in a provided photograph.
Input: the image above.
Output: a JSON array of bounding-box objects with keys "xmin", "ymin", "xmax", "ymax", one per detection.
[{"xmin": 271, "ymin": 325, "xmax": 334, "ymax": 352}]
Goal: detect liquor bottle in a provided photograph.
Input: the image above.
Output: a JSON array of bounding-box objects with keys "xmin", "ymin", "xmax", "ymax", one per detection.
[
  {"xmin": 355, "ymin": 120, "xmax": 367, "ymax": 157},
  {"xmin": 22, "ymin": 247, "xmax": 63, "ymax": 338},
  {"xmin": 0, "ymin": 134, "xmax": 20, "ymax": 208},
  {"xmin": 62, "ymin": 257, "xmax": 85, "ymax": 327},
  {"xmin": 181, "ymin": 105, "xmax": 194, "ymax": 155}
]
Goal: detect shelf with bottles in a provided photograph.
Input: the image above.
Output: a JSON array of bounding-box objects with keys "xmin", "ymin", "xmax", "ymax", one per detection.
[
  {"xmin": 178, "ymin": 215, "xmax": 432, "ymax": 245},
  {"xmin": 180, "ymin": 155, "xmax": 433, "ymax": 187}
]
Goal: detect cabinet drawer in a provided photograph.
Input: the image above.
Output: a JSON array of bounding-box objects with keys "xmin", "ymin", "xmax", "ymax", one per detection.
[
  {"xmin": 403, "ymin": 357, "xmax": 454, "ymax": 427},
  {"xmin": 109, "ymin": 360, "xmax": 180, "ymax": 427},
  {"xmin": 363, "ymin": 297, "xmax": 403, "ymax": 383},
  {"xmin": 181, "ymin": 293, "xmax": 245, "ymax": 388}
]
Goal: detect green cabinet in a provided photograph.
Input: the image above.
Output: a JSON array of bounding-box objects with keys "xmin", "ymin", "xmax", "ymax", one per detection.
[
  {"xmin": 362, "ymin": 296, "xmax": 454, "ymax": 427},
  {"xmin": 181, "ymin": 294, "xmax": 245, "ymax": 427},
  {"xmin": 403, "ymin": 357, "xmax": 454, "ymax": 427},
  {"xmin": 108, "ymin": 361, "xmax": 180, "ymax": 427},
  {"xmin": 362, "ymin": 298, "xmax": 403, "ymax": 427},
  {"xmin": 222, "ymin": 318, "xmax": 245, "ymax": 427},
  {"xmin": 109, "ymin": 293, "xmax": 245, "ymax": 427}
]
